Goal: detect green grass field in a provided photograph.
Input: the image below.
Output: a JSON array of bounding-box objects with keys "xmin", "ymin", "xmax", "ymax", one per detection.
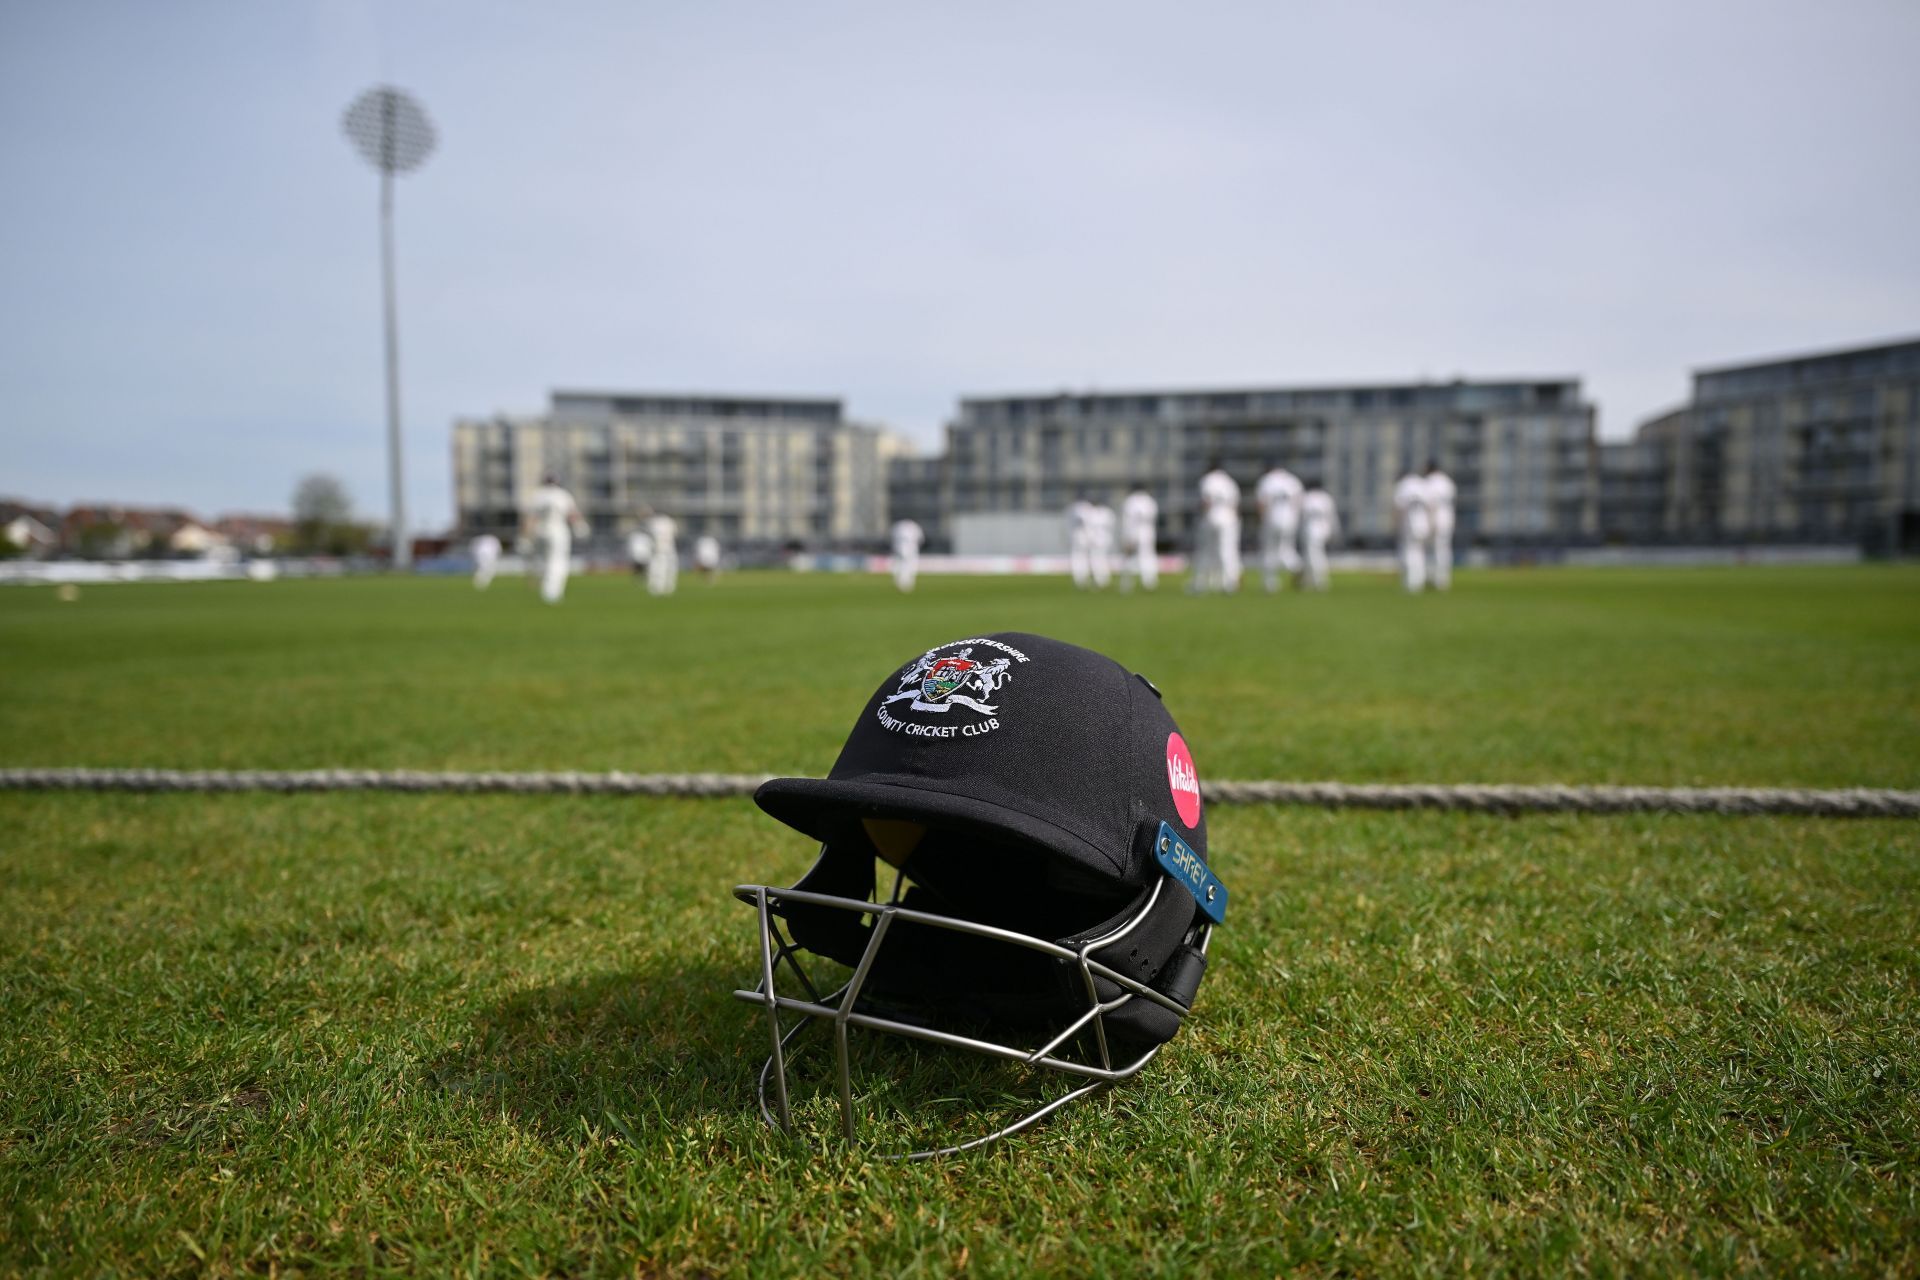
[{"xmin": 3, "ymin": 567, "xmax": 1918, "ymax": 1276}]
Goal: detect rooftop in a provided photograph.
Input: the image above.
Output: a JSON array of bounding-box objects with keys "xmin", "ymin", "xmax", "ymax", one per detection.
[
  {"xmin": 1694, "ymin": 336, "xmax": 1920, "ymax": 402},
  {"xmin": 550, "ymin": 391, "xmax": 844, "ymax": 423}
]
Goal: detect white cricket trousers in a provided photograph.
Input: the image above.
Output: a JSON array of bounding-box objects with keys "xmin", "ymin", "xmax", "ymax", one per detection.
[
  {"xmin": 540, "ymin": 533, "xmax": 571, "ymax": 604},
  {"xmin": 648, "ymin": 549, "xmax": 678, "ymax": 596},
  {"xmin": 892, "ymin": 553, "xmax": 918, "ymax": 592},
  {"xmin": 1120, "ymin": 538, "xmax": 1157, "ymax": 591},
  {"xmin": 1069, "ymin": 534, "xmax": 1094, "ymax": 589},
  {"xmin": 1192, "ymin": 517, "xmax": 1240, "ymax": 593},
  {"xmin": 1302, "ymin": 532, "xmax": 1330, "ymax": 590},
  {"xmin": 1399, "ymin": 528, "xmax": 1428, "ymax": 593},
  {"xmin": 1261, "ymin": 516, "xmax": 1300, "ymax": 591},
  {"xmin": 1429, "ymin": 520, "xmax": 1453, "ymax": 591}
]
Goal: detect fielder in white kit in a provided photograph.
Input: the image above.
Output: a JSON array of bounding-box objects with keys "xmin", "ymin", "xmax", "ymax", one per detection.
[
  {"xmin": 1299, "ymin": 483, "xmax": 1338, "ymax": 591},
  {"xmin": 1191, "ymin": 460, "xmax": 1242, "ymax": 594},
  {"xmin": 890, "ymin": 518, "xmax": 924, "ymax": 593},
  {"xmin": 1086, "ymin": 500, "xmax": 1116, "ymax": 589},
  {"xmin": 470, "ymin": 533, "xmax": 501, "ymax": 591},
  {"xmin": 626, "ymin": 527, "xmax": 653, "ymax": 582},
  {"xmin": 1255, "ymin": 464, "xmax": 1304, "ymax": 592},
  {"xmin": 645, "ymin": 509, "xmax": 678, "ymax": 597},
  {"xmin": 1067, "ymin": 497, "xmax": 1097, "ymax": 589},
  {"xmin": 1422, "ymin": 460, "xmax": 1457, "ymax": 591},
  {"xmin": 1119, "ymin": 483, "xmax": 1159, "ymax": 592},
  {"xmin": 694, "ymin": 534, "xmax": 721, "ymax": 583},
  {"xmin": 526, "ymin": 476, "xmax": 587, "ymax": 604},
  {"xmin": 1392, "ymin": 469, "xmax": 1431, "ymax": 593}
]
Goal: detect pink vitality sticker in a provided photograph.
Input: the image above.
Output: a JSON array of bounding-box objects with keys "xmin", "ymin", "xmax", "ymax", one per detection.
[{"xmin": 1165, "ymin": 732, "xmax": 1201, "ymax": 828}]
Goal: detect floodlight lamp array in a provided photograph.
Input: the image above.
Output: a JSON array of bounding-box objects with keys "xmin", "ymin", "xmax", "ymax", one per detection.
[{"xmin": 342, "ymin": 86, "xmax": 437, "ymax": 175}]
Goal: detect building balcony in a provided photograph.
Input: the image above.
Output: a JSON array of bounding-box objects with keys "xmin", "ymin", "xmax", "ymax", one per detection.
[{"xmin": 1793, "ymin": 479, "xmax": 1880, "ymax": 499}]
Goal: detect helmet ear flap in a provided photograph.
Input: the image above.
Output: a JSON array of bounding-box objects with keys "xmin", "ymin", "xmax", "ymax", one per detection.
[
  {"xmin": 1059, "ymin": 817, "xmax": 1212, "ymax": 1053},
  {"xmin": 1103, "ymin": 944, "xmax": 1206, "ymax": 1050},
  {"xmin": 779, "ymin": 842, "xmax": 878, "ymax": 969}
]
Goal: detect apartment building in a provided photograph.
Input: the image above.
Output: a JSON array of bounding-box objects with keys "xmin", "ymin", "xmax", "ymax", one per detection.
[
  {"xmin": 453, "ymin": 391, "xmax": 911, "ymax": 547},
  {"xmin": 942, "ymin": 379, "xmax": 1597, "ymax": 548}
]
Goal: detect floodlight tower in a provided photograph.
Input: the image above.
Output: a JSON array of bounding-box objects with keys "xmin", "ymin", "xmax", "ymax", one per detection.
[{"xmin": 341, "ymin": 86, "xmax": 436, "ymax": 569}]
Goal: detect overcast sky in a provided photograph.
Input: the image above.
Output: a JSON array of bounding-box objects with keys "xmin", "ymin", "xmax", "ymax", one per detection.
[{"xmin": 4, "ymin": 0, "xmax": 1916, "ymax": 529}]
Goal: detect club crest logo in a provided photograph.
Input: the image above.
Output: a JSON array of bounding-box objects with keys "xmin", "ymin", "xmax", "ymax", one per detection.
[
  {"xmin": 876, "ymin": 637, "xmax": 1030, "ymax": 739},
  {"xmin": 920, "ymin": 655, "xmax": 979, "ymax": 705},
  {"xmin": 890, "ymin": 648, "xmax": 1012, "ymax": 714}
]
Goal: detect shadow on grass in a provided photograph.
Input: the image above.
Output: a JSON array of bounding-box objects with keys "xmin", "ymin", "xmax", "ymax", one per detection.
[
  {"xmin": 429, "ymin": 956, "xmax": 1123, "ymax": 1155},
  {"xmin": 426, "ymin": 958, "xmax": 754, "ymax": 1144},
  {"xmin": 762, "ymin": 1013, "xmax": 1097, "ymax": 1156}
]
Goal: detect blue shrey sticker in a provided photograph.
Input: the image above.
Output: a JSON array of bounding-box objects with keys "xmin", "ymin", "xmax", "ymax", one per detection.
[{"xmin": 1155, "ymin": 821, "xmax": 1227, "ymax": 924}]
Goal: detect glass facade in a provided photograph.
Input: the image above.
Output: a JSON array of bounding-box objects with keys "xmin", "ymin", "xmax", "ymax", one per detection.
[
  {"xmin": 1628, "ymin": 339, "xmax": 1920, "ymax": 548},
  {"xmin": 941, "ymin": 381, "xmax": 1596, "ymax": 548}
]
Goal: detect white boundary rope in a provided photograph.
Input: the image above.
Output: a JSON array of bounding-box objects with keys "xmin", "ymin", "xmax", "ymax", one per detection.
[{"xmin": 0, "ymin": 768, "xmax": 1914, "ymax": 817}]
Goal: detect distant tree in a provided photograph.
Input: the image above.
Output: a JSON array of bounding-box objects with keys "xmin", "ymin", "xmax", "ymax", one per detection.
[
  {"xmin": 328, "ymin": 522, "xmax": 373, "ymax": 557},
  {"xmin": 292, "ymin": 474, "xmax": 354, "ymax": 554},
  {"xmin": 74, "ymin": 519, "xmax": 128, "ymax": 560},
  {"xmin": 294, "ymin": 474, "xmax": 352, "ymax": 526}
]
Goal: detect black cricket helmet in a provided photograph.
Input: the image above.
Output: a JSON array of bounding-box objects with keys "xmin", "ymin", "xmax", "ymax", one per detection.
[{"xmin": 735, "ymin": 632, "xmax": 1227, "ymax": 1158}]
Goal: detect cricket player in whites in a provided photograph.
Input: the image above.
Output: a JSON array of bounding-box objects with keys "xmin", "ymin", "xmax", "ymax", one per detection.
[
  {"xmin": 1392, "ymin": 467, "xmax": 1431, "ymax": 593},
  {"xmin": 1300, "ymin": 482, "xmax": 1338, "ymax": 591},
  {"xmin": 1422, "ymin": 459, "xmax": 1457, "ymax": 591},
  {"xmin": 1119, "ymin": 482, "xmax": 1159, "ymax": 591},
  {"xmin": 694, "ymin": 534, "xmax": 722, "ymax": 584},
  {"xmin": 527, "ymin": 475, "xmax": 587, "ymax": 604},
  {"xmin": 1190, "ymin": 459, "xmax": 1242, "ymax": 594},
  {"xmin": 645, "ymin": 508, "xmax": 678, "ymax": 596},
  {"xmin": 470, "ymin": 533, "xmax": 501, "ymax": 590},
  {"xmin": 1067, "ymin": 496, "xmax": 1097, "ymax": 589},
  {"xmin": 890, "ymin": 518, "xmax": 924, "ymax": 592},
  {"xmin": 1087, "ymin": 498, "xmax": 1116, "ymax": 589},
  {"xmin": 1255, "ymin": 463, "xmax": 1303, "ymax": 592},
  {"xmin": 626, "ymin": 526, "xmax": 653, "ymax": 583}
]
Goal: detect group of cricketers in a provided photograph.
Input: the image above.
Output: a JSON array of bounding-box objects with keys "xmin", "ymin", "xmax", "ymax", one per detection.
[
  {"xmin": 1056, "ymin": 460, "xmax": 1367, "ymax": 597},
  {"xmin": 481, "ymin": 462, "xmax": 1458, "ymax": 603},
  {"xmin": 1189, "ymin": 458, "xmax": 1453, "ymax": 595},
  {"xmin": 1391, "ymin": 462, "xmax": 1456, "ymax": 592},
  {"xmin": 1060, "ymin": 484, "xmax": 1163, "ymax": 592},
  {"xmin": 468, "ymin": 474, "xmax": 719, "ymax": 604}
]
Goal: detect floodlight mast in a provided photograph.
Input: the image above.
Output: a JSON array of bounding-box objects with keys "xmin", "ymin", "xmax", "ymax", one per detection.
[{"xmin": 341, "ymin": 87, "xmax": 436, "ymax": 570}]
